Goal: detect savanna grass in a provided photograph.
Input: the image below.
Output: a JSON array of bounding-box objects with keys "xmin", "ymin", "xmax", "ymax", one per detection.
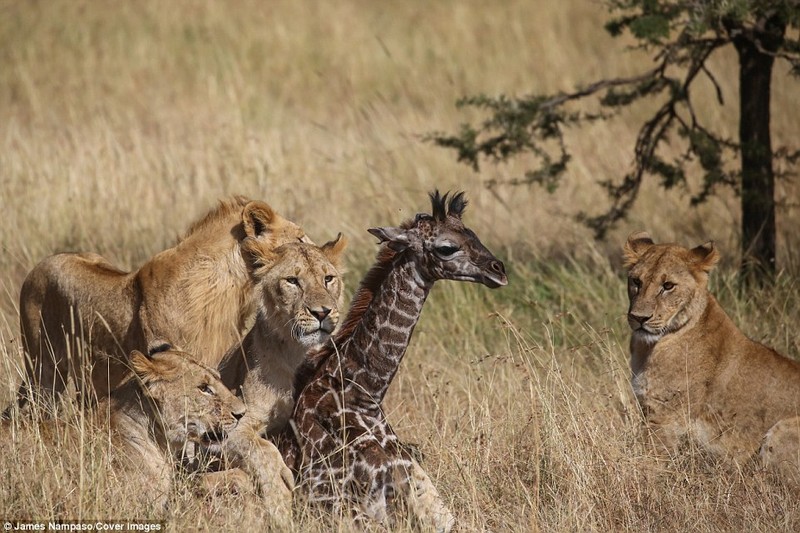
[{"xmin": 1, "ymin": 1, "xmax": 799, "ymax": 531}]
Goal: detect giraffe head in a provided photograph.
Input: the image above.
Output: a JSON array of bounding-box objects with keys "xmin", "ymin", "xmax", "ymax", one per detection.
[{"xmin": 368, "ymin": 190, "xmax": 508, "ymax": 288}]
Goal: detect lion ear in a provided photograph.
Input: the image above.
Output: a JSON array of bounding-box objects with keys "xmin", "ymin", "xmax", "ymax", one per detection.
[
  {"xmin": 131, "ymin": 350, "xmax": 159, "ymax": 385},
  {"xmin": 147, "ymin": 340, "xmax": 172, "ymax": 357},
  {"xmin": 321, "ymin": 233, "xmax": 348, "ymax": 268},
  {"xmin": 623, "ymin": 231, "xmax": 654, "ymax": 268},
  {"xmin": 131, "ymin": 349, "xmax": 182, "ymax": 385},
  {"xmin": 241, "ymin": 237, "xmax": 279, "ymax": 271},
  {"xmin": 691, "ymin": 241, "xmax": 720, "ymax": 272},
  {"xmin": 242, "ymin": 201, "xmax": 277, "ymax": 239}
]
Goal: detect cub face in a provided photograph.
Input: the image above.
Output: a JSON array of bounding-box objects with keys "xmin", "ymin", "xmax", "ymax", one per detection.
[
  {"xmin": 623, "ymin": 231, "xmax": 719, "ymax": 343},
  {"xmin": 248, "ymin": 234, "xmax": 347, "ymax": 349},
  {"xmin": 130, "ymin": 345, "xmax": 246, "ymax": 451}
]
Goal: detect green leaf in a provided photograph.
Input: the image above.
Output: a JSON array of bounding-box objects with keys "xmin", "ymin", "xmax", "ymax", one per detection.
[
  {"xmin": 648, "ymin": 156, "xmax": 685, "ymax": 189},
  {"xmin": 629, "ymin": 14, "xmax": 670, "ymax": 42}
]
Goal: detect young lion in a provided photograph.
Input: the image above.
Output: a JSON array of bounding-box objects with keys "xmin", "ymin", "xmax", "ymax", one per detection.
[
  {"xmin": 2, "ymin": 343, "xmax": 249, "ymax": 512},
  {"xmin": 213, "ymin": 236, "xmax": 347, "ymax": 505},
  {"xmin": 624, "ymin": 231, "xmax": 800, "ymax": 477},
  {"xmin": 8, "ymin": 196, "xmax": 308, "ymax": 417},
  {"xmin": 105, "ymin": 342, "xmax": 249, "ymax": 509}
]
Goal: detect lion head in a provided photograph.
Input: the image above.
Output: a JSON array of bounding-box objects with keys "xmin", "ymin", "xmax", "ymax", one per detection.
[
  {"xmin": 622, "ymin": 231, "xmax": 720, "ymax": 344},
  {"xmin": 245, "ymin": 235, "xmax": 347, "ymax": 349},
  {"xmin": 129, "ymin": 343, "xmax": 246, "ymax": 450}
]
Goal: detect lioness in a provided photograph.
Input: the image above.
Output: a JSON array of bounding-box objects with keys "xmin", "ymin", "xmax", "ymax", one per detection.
[
  {"xmin": 624, "ymin": 232, "xmax": 800, "ymax": 477},
  {"xmin": 3, "ymin": 342, "xmax": 248, "ymax": 511},
  {"xmin": 214, "ymin": 236, "xmax": 347, "ymax": 502},
  {"xmin": 105, "ymin": 342, "xmax": 247, "ymax": 509},
  {"xmin": 9, "ymin": 196, "xmax": 308, "ymax": 416}
]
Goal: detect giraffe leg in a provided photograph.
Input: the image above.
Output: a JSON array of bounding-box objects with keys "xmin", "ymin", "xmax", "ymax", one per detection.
[{"xmin": 403, "ymin": 459, "xmax": 455, "ymax": 533}]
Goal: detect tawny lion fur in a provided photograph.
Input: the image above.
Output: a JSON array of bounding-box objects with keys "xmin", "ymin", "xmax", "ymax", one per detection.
[
  {"xmin": 11, "ymin": 196, "xmax": 308, "ymax": 414},
  {"xmin": 2, "ymin": 344, "xmax": 248, "ymax": 511},
  {"xmin": 106, "ymin": 344, "xmax": 248, "ymax": 509},
  {"xmin": 219, "ymin": 235, "xmax": 347, "ymax": 435},
  {"xmin": 624, "ymin": 231, "xmax": 800, "ymax": 479},
  {"xmin": 213, "ymin": 236, "xmax": 347, "ymax": 503}
]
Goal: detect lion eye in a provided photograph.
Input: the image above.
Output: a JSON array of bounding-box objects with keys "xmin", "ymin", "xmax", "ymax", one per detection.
[
  {"xmin": 662, "ymin": 281, "xmax": 675, "ymax": 291},
  {"xmin": 286, "ymin": 277, "xmax": 300, "ymax": 286},
  {"xmin": 199, "ymin": 384, "xmax": 215, "ymax": 395},
  {"xmin": 629, "ymin": 277, "xmax": 641, "ymax": 293},
  {"xmin": 324, "ymin": 275, "xmax": 334, "ymax": 284}
]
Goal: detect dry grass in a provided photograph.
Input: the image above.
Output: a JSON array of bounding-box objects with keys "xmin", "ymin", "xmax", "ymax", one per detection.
[{"xmin": 1, "ymin": 0, "xmax": 800, "ymax": 530}]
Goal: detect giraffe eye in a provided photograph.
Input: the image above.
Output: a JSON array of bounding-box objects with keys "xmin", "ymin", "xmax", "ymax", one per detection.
[{"xmin": 435, "ymin": 244, "xmax": 460, "ymax": 257}]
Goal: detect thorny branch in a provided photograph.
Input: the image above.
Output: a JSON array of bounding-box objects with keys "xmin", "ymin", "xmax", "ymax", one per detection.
[{"xmin": 428, "ymin": 9, "xmax": 799, "ymax": 239}]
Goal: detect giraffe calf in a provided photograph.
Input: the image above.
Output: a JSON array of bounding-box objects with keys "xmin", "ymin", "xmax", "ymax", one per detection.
[{"xmin": 279, "ymin": 190, "xmax": 507, "ymax": 532}]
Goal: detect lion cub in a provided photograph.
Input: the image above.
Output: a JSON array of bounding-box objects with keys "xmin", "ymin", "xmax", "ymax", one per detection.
[
  {"xmin": 105, "ymin": 342, "xmax": 248, "ymax": 508},
  {"xmin": 3, "ymin": 342, "xmax": 247, "ymax": 512},
  {"xmin": 624, "ymin": 232, "xmax": 800, "ymax": 477}
]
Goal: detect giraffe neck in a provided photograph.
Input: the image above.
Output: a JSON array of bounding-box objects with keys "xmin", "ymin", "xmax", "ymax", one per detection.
[{"xmin": 341, "ymin": 253, "xmax": 431, "ymax": 403}]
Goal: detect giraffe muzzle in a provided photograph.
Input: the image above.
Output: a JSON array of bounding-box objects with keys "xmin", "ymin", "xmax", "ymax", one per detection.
[{"xmin": 480, "ymin": 259, "xmax": 508, "ymax": 288}]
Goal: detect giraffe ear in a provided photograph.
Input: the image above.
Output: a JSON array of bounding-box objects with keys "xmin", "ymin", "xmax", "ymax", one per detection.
[{"xmin": 368, "ymin": 227, "xmax": 410, "ymax": 252}]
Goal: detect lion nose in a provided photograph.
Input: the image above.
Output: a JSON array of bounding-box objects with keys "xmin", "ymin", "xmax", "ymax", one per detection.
[
  {"xmin": 308, "ymin": 306, "xmax": 331, "ymax": 322},
  {"xmin": 628, "ymin": 313, "xmax": 652, "ymax": 326},
  {"xmin": 232, "ymin": 408, "xmax": 245, "ymax": 421}
]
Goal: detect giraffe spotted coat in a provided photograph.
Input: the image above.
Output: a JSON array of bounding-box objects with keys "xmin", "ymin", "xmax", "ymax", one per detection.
[{"xmin": 277, "ymin": 191, "xmax": 508, "ymax": 531}]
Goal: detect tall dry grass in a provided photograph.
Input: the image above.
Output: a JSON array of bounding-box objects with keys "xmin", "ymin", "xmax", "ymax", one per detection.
[{"xmin": 1, "ymin": 0, "xmax": 799, "ymax": 531}]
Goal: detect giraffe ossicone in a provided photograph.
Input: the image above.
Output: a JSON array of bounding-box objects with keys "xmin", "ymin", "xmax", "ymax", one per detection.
[{"xmin": 278, "ymin": 190, "xmax": 507, "ymax": 531}]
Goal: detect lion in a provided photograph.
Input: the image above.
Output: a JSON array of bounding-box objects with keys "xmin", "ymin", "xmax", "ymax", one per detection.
[
  {"xmin": 8, "ymin": 196, "xmax": 308, "ymax": 417},
  {"xmin": 212, "ymin": 236, "xmax": 347, "ymax": 500},
  {"xmin": 623, "ymin": 231, "xmax": 800, "ymax": 478},
  {"xmin": 104, "ymin": 342, "xmax": 249, "ymax": 509},
  {"xmin": 2, "ymin": 342, "xmax": 252, "ymax": 512},
  {"xmin": 113, "ymin": 343, "xmax": 294, "ymax": 518}
]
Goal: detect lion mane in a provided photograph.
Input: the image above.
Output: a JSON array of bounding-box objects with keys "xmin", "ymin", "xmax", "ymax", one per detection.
[{"xmin": 8, "ymin": 196, "xmax": 307, "ymax": 416}]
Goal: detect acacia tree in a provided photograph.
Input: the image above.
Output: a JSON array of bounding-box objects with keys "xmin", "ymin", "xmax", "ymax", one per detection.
[{"xmin": 431, "ymin": 0, "xmax": 799, "ymax": 280}]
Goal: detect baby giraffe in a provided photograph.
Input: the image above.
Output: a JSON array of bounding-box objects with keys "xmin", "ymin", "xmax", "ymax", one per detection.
[{"xmin": 278, "ymin": 190, "xmax": 507, "ymax": 531}]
